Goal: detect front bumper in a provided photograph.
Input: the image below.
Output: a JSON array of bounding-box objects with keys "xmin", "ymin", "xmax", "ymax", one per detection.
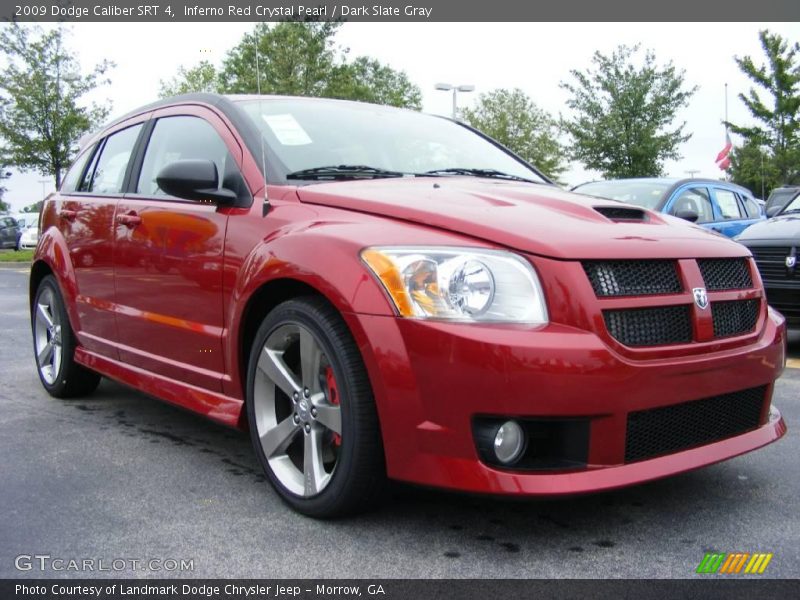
[{"xmin": 348, "ymin": 307, "xmax": 787, "ymax": 496}]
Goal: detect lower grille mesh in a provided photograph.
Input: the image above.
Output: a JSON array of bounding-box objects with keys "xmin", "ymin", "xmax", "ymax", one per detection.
[
  {"xmin": 625, "ymin": 386, "xmax": 766, "ymax": 463},
  {"xmin": 603, "ymin": 305, "xmax": 692, "ymax": 346}
]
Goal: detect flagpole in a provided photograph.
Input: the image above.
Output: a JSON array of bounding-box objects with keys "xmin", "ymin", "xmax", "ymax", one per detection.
[
  {"xmin": 724, "ymin": 83, "xmax": 728, "ymax": 132},
  {"xmin": 724, "ymin": 83, "xmax": 729, "ymax": 181}
]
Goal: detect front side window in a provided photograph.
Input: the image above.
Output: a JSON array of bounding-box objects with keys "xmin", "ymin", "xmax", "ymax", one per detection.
[
  {"xmin": 715, "ymin": 189, "xmax": 743, "ymax": 219},
  {"xmin": 670, "ymin": 187, "xmax": 714, "ymax": 223},
  {"xmin": 82, "ymin": 124, "xmax": 143, "ymax": 194},
  {"xmin": 137, "ymin": 116, "xmax": 235, "ymax": 196}
]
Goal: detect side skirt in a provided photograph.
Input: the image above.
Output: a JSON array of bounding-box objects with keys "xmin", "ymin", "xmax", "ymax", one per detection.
[{"xmin": 74, "ymin": 346, "xmax": 245, "ymax": 428}]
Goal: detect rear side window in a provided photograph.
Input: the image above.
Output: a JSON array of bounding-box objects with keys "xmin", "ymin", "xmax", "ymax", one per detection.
[
  {"xmin": 136, "ymin": 116, "xmax": 235, "ymax": 196},
  {"xmin": 715, "ymin": 189, "xmax": 744, "ymax": 219},
  {"xmin": 61, "ymin": 145, "xmax": 95, "ymax": 193},
  {"xmin": 740, "ymin": 195, "xmax": 760, "ymax": 218},
  {"xmin": 670, "ymin": 187, "xmax": 714, "ymax": 223},
  {"xmin": 81, "ymin": 124, "xmax": 143, "ymax": 194}
]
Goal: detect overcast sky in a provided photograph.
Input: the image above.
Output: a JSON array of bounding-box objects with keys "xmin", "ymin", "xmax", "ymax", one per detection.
[{"xmin": 3, "ymin": 21, "xmax": 799, "ymax": 211}]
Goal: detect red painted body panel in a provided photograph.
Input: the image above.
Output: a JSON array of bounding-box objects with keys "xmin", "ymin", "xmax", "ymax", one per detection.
[{"xmin": 32, "ymin": 97, "xmax": 787, "ymax": 498}]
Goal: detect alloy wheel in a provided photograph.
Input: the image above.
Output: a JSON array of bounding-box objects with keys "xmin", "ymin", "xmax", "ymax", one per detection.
[
  {"xmin": 34, "ymin": 286, "xmax": 63, "ymax": 385},
  {"xmin": 252, "ymin": 323, "xmax": 343, "ymax": 497}
]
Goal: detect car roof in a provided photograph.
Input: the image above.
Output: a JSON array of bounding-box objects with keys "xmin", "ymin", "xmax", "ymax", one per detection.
[{"xmin": 575, "ymin": 177, "xmax": 754, "ymax": 196}]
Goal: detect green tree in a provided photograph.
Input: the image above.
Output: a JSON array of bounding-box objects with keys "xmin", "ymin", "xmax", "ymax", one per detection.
[
  {"xmin": 0, "ymin": 170, "xmax": 9, "ymax": 213},
  {"xmin": 727, "ymin": 30, "xmax": 800, "ymax": 187},
  {"xmin": 159, "ymin": 60, "xmax": 222, "ymax": 97},
  {"xmin": 728, "ymin": 136, "xmax": 780, "ymax": 199},
  {"xmin": 460, "ymin": 88, "xmax": 566, "ymax": 180},
  {"xmin": 220, "ymin": 21, "xmax": 340, "ymax": 96},
  {"xmin": 326, "ymin": 57, "xmax": 421, "ymax": 109},
  {"xmin": 0, "ymin": 25, "xmax": 113, "ymax": 188},
  {"xmin": 560, "ymin": 44, "xmax": 697, "ymax": 178},
  {"xmin": 160, "ymin": 22, "xmax": 422, "ymax": 109}
]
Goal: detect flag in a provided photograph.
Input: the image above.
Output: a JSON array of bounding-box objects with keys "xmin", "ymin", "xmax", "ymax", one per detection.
[{"xmin": 716, "ymin": 132, "xmax": 732, "ymax": 170}]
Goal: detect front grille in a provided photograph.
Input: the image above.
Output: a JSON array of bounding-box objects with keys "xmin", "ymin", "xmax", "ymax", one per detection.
[
  {"xmin": 750, "ymin": 246, "xmax": 794, "ymax": 283},
  {"xmin": 698, "ymin": 258, "xmax": 753, "ymax": 290},
  {"xmin": 604, "ymin": 305, "xmax": 692, "ymax": 346},
  {"xmin": 583, "ymin": 260, "xmax": 682, "ymax": 297},
  {"xmin": 625, "ymin": 386, "xmax": 766, "ymax": 463},
  {"xmin": 763, "ymin": 287, "xmax": 800, "ymax": 326},
  {"xmin": 711, "ymin": 300, "xmax": 759, "ymax": 338}
]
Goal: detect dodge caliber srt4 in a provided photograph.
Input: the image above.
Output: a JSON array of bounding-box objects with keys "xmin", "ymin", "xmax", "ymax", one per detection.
[{"xmin": 30, "ymin": 94, "xmax": 787, "ymax": 517}]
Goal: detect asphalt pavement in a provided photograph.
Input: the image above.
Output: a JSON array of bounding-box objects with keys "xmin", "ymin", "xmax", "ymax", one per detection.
[{"xmin": 1, "ymin": 266, "xmax": 798, "ymax": 578}]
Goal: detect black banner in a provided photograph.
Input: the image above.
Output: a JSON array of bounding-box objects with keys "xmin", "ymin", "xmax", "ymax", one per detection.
[
  {"xmin": 2, "ymin": 579, "xmax": 800, "ymax": 600},
  {"xmin": 3, "ymin": 0, "xmax": 800, "ymax": 22}
]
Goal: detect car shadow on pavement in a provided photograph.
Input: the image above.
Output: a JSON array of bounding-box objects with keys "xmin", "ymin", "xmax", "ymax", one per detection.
[{"xmin": 60, "ymin": 375, "xmax": 782, "ymax": 570}]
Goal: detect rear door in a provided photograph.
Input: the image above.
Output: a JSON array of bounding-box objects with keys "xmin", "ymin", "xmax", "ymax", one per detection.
[
  {"xmin": 113, "ymin": 106, "xmax": 246, "ymax": 392},
  {"xmin": 57, "ymin": 119, "xmax": 148, "ymax": 359},
  {"xmin": 710, "ymin": 187, "xmax": 752, "ymax": 237}
]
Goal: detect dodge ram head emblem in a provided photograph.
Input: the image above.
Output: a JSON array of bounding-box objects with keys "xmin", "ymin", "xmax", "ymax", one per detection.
[
  {"xmin": 786, "ymin": 255, "xmax": 796, "ymax": 269},
  {"xmin": 693, "ymin": 287, "xmax": 709, "ymax": 309}
]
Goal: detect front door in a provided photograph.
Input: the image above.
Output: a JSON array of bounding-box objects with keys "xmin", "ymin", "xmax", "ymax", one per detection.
[{"xmin": 113, "ymin": 108, "xmax": 245, "ymax": 392}]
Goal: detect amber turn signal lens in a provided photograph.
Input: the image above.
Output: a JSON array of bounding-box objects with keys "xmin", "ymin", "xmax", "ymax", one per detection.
[{"xmin": 361, "ymin": 248, "xmax": 415, "ymax": 317}]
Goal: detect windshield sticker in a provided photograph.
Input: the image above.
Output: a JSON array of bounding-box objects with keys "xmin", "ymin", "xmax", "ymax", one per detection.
[{"xmin": 261, "ymin": 114, "xmax": 312, "ymax": 146}]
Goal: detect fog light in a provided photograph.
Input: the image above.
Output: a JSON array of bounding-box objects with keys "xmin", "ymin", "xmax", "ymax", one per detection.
[{"xmin": 493, "ymin": 420, "xmax": 526, "ymax": 464}]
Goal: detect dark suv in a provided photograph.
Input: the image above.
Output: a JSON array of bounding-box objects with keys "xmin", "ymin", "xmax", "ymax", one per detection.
[
  {"xmin": 738, "ymin": 190, "xmax": 800, "ymax": 330},
  {"xmin": 765, "ymin": 185, "xmax": 800, "ymax": 216},
  {"xmin": 0, "ymin": 216, "xmax": 21, "ymax": 250}
]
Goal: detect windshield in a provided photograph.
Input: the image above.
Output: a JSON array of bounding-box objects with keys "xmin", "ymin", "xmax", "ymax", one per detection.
[
  {"xmin": 768, "ymin": 189, "xmax": 799, "ymax": 212},
  {"xmin": 573, "ymin": 180, "xmax": 671, "ymax": 210},
  {"xmin": 780, "ymin": 193, "xmax": 800, "ymax": 214},
  {"xmin": 238, "ymin": 99, "xmax": 547, "ymax": 183}
]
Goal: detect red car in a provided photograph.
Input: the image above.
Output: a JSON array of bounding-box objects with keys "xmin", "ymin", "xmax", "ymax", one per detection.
[{"xmin": 31, "ymin": 94, "xmax": 787, "ymax": 517}]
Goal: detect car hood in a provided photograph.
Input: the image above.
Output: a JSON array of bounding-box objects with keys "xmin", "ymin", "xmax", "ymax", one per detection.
[
  {"xmin": 736, "ymin": 214, "xmax": 800, "ymax": 243},
  {"xmin": 297, "ymin": 178, "xmax": 747, "ymax": 260}
]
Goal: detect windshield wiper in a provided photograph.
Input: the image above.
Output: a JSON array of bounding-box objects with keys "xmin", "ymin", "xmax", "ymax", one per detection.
[
  {"xmin": 423, "ymin": 167, "xmax": 542, "ymax": 184},
  {"xmin": 286, "ymin": 165, "xmax": 407, "ymax": 180}
]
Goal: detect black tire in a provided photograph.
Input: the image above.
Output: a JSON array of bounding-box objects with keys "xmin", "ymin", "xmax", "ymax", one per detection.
[
  {"xmin": 32, "ymin": 275, "xmax": 101, "ymax": 398},
  {"xmin": 246, "ymin": 296, "xmax": 385, "ymax": 518}
]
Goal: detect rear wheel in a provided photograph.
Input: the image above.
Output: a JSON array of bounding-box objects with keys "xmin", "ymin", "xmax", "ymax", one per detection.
[
  {"xmin": 246, "ymin": 297, "xmax": 385, "ymax": 517},
  {"xmin": 32, "ymin": 275, "xmax": 101, "ymax": 398}
]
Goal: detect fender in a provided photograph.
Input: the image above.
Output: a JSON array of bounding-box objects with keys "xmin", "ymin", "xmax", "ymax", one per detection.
[
  {"xmin": 222, "ymin": 215, "xmax": 397, "ymax": 403},
  {"xmin": 31, "ymin": 223, "xmax": 81, "ymax": 334}
]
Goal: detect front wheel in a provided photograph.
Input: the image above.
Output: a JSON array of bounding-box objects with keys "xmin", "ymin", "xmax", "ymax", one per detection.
[
  {"xmin": 32, "ymin": 275, "xmax": 101, "ymax": 398},
  {"xmin": 246, "ymin": 297, "xmax": 385, "ymax": 518}
]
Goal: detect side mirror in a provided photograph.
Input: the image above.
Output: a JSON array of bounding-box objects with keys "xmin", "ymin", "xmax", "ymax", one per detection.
[
  {"xmin": 766, "ymin": 205, "xmax": 782, "ymax": 218},
  {"xmin": 675, "ymin": 209, "xmax": 699, "ymax": 223},
  {"xmin": 156, "ymin": 159, "xmax": 238, "ymax": 204}
]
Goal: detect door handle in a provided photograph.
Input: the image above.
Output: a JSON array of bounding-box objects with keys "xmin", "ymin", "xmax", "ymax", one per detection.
[
  {"xmin": 59, "ymin": 209, "xmax": 77, "ymax": 222},
  {"xmin": 116, "ymin": 212, "xmax": 142, "ymax": 228}
]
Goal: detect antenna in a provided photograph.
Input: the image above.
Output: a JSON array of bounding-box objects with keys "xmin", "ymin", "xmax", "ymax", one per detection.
[{"xmin": 253, "ymin": 26, "xmax": 269, "ymax": 214}]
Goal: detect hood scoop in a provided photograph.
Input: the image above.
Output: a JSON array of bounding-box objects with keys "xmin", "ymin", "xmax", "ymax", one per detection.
[{"xmin": 594, "ymin": 206, "xmax": 649, "ymax": 222}]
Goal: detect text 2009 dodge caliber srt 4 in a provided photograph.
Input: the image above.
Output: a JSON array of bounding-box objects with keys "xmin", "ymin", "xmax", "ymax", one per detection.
[{"xmin": 30, "ymin": 94, "xmax": 786, "ymax": 517}]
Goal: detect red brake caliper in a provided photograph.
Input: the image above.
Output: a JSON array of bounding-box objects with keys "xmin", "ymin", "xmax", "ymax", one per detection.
[{"xmin": 325, "ymin": 367, "xmax": 342, "ymax": 447}]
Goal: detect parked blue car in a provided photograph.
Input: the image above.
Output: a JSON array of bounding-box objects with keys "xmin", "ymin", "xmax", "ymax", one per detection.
[{"xmin": 572, "ymin": 178, "xmax": 764, "ymax": 238}]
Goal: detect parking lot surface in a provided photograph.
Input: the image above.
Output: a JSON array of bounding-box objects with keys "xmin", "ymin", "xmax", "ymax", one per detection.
[{"xmin": 1, "ymin": 267, "xmax": 798, "ymax": 578}]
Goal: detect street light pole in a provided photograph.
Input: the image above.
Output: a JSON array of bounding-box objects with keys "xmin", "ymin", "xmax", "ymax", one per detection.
[{"xmin": 434, "ymin": 82, "xmax": 475, "ymax": 119}]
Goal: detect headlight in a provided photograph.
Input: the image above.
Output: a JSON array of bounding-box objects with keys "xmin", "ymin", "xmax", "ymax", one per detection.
[{"xmin": 361, "ymin": 246, "xmax": 548, "ymax": 323}]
